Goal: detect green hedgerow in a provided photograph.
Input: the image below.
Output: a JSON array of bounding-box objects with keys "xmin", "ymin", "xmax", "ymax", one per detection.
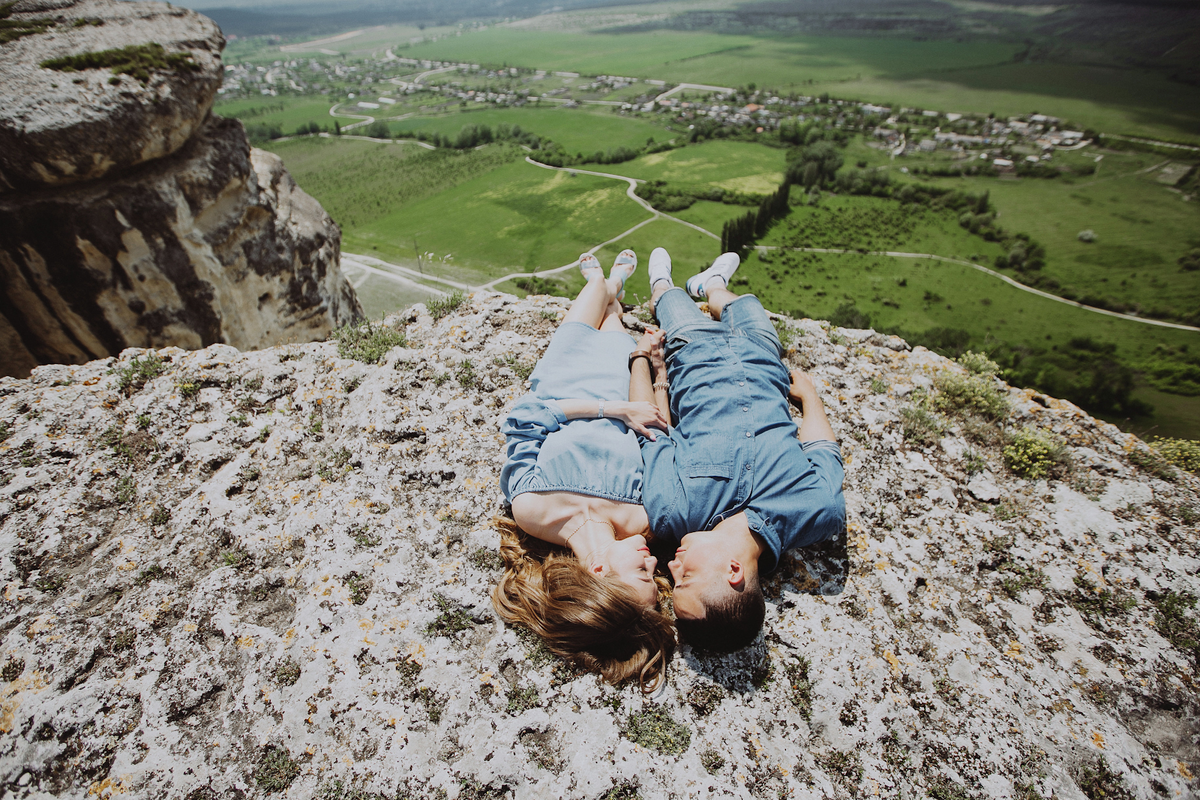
[
  {"xmin": 1003, "ymin": 427, "xmax": 1067, "ymax": 479},
  {"xmin": 1149, "ymin": 437, "xmax": 1200, "ymax": 473},
  {"xmin": 933, "ymin": 369, "xmax": 1008, "ymax": 421},
  {"xmin": 333, "ymin": 320, "xmax": 407, "ymax": 364}
]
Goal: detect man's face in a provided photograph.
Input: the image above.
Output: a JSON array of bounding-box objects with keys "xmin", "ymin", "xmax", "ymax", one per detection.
[{"xmin": 667, "ymin": 530, "xmax": 734, "ymax": 620}]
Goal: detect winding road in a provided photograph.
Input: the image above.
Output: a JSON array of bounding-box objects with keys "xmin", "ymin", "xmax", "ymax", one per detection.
[{"xmin": 342, "ymin": 154, "xmax": 1200, "ymax": 333}]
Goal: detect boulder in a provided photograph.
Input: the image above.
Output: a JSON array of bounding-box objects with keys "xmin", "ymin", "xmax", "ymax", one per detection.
[
  {"xmin": 0, "ymin": 0, "xmax": 224, "ymax": 193},
  {"xmin": 0, "ymin": 295, "xmax": 1196, "ymax": 799},
  {"xmin": 0, "ymin": 116, "xmax": 361, "ymax": 373}
]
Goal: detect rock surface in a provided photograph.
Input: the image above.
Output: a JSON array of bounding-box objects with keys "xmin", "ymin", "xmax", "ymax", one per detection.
[
  {"xmin": 0, "ymin": 0, "xmax": 362, "ymax": 379},
  {"xmin": 0, "ymin": 0, "xmax": 223, "ymax": 192},
  {"xmin": 0, "ymin": 294, "xmax": 1196, "ymax": 800}
]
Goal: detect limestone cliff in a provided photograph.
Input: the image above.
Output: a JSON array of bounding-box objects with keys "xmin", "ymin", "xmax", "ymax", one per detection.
[
  {"xmin": 0, "ymin": 294, "xmax": 1196, "ymax": 800},
  {"xmin": 0, "ymin": 0, "xmax": 361, "ymax": 378}
]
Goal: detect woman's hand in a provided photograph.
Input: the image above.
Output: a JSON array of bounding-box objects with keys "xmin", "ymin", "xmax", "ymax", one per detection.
[
  {"xmin": 608, "ymin": 400, "xmax": 668, "ymax": 440},
  {"xmin": 635, "ymin": 327, "xmax": 660, "ymax": 354},
  {"xmin": 646, "ymin": 328, "xmax": 666, "ymax": 372}
]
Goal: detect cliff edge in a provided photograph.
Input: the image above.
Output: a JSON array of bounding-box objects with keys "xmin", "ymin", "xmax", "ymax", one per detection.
[
  {"xmin": 0, "ymin": 0, "xmax": 362, "ymax": 379},
  {"xmin": 0, "ymin": 294, "xmax": 1196, "ymax": 800}
]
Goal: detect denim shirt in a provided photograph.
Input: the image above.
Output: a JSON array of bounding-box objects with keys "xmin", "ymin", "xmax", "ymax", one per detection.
[
  {"xmin": 638, "ymin": 332, "xmax": 845, "ymax": 574},
  {"xmin": 499, "ymin": 322, "xmax": 644, "ymax": 505}
]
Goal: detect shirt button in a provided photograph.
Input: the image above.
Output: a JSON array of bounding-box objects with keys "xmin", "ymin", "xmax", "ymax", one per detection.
[
  {"xmin": 745, "ymin": 431, "xmax": 752, "ymax": 438},
  {"xmin": 745, "ymin": 464, "xmax": 752, "ymax": 470},
  {"xmin": 742, "ymin": 406, "xmax": 749, "ymax": 412},
  {"xmin": 739, "ymin": 382, "xmax": 745, "ymax": 387}
]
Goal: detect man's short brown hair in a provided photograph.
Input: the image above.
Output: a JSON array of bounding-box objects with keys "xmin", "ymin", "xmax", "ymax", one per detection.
[{"xmin": 674, "ymin": 579, "xmax": 765, "ymax": 653}]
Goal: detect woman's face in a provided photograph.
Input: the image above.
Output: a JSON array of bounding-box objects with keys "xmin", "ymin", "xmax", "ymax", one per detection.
[{"xmin": 602, "ymin": 534, "xmax": 659, "ymax": 608}]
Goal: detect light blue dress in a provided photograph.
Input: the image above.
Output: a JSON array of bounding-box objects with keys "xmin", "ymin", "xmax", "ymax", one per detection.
[{"xmin": 500, "ymin": 321, "xmax": 644, "ymax": 505}]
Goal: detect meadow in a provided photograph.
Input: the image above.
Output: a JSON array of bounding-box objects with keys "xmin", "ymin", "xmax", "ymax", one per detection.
[{"xmin": 213, "ymin": 97, "xmax": 341, "ymax": 135}]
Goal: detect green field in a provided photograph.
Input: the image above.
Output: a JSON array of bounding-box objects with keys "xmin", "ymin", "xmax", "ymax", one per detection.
[
  {"xmin": 599, "ymin": 139, "xmax": 786, "ymax": 192},
  {"xmin": 342, "ymin": 157, "xmax": 651, "ymax": 282},
  {"xmin": 386, "ymin": 106, "xmax": 677, "ymax": 153},
  {"xmin": 403, "ymin": 28, "xmax": 1200, "ymax": 143},
  {"xmin": 214, "ymin": 97, "xmax": 341, "ymax": 135}
]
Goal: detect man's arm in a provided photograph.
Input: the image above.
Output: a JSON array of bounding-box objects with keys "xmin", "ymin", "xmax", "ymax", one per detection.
[
  {"xmin": 787, "ymin": 370, "xmax": 836, "ymax": 443},
  {"xmin": 631, "ymin": 328, "xmax": 669, "ymax": 421}
]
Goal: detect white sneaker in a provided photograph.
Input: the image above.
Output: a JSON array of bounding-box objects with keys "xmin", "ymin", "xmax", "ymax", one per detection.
[
  {"xmin": 686, "ymin": 252, "xmax": 740, "ymax": 299},
  {"xmin": 648, "ymin": 247, "xmax": 673, "ymax": 289}
]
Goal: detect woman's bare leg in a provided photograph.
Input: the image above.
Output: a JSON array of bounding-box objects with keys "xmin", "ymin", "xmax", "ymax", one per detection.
[
  {"xmin": 563, "ymin": 272, "xmax": 618, "ymax": 329},
  {"xmin": 598, "ymin": 296, "xmax": 626, "ymax": 333}
]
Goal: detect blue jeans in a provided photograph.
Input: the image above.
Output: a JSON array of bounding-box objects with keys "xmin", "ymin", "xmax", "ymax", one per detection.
[{"xmin": 654, "ymin": 288, "xmax": 782, "ymax": 361}]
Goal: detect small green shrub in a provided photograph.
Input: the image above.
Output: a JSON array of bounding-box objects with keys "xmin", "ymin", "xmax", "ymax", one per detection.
[
  {"xmin": 621, "ymin": 707, "xmax": 691, "ymax": 755},
  {"xmin": 114, "ymin": 352, "xmax": 166, "ymax": 395},
  {"xmin": 222, "ymin": 549, "xmax": 249, "ymax": 569},
  {"xmin": 41, "ymin": 42, "xmax": 200, "ymax": 84},
  {"xmin": 1152, "ymin": 591, "xmax": 1199, "ymax": 662},
  {"xmin": 784, "ymin": 656, "xmax": 813, "ymax": 720},
  {"xmin": 933, "ymin": 370, "xmax": 1008, "ymax": 420},
  {"xmin": 456, "ymin": 360, "xmax": 477, "ymax": 389},
  {"xmin": 700, "ymin": 750, "xmax": 725, "ymax": 774},
  {"xmin": 426, "ymin": 594, "xmax": 472, "ymax": 636},
  {"xmin": 495, "ymin": 355, "xmax": 534, "ymax": 381},
  {"xmin": 316, "ymin": 779, "xmax": 389, "ymax": 800},
  {"xmin": 773, "ymin": 318, "xmax": 796, "ymax": 350},
  {"xmin": 333, "ymin": 320, "xmax": 406, "ymax": 364},
  {"xmin": 150, "ymin": 505, "xmax": 170, "ymax": 526},
  {"xmin": 1070, "ymin": 574, "xmax": 1136, "ymax": 621},
  {"xmin": 1126, "ymin": 445, "xmax": 1176, "ymax": 481},
  {"xmin": 900, "ymin": 406, "xmax": 943, "ymax": 447},
  {"xmin": 869, "ymin": 376, "xmax": 888, "ymax": 394},
  {"xmin": 176, "ymin": 380, "xmax": 200, "ymax": 399},
  {"xmin": 115, "ymin": 474, "xmax": 136, "ymax": 504},
  {"xmin": 957, "ymin": 350, "xmax": 1000, "ymax": 375},
  {"xmin": 0, "ymin": 421, "xmax": 9, "ymax": 443},
  {"xmin": 274, "ymin": 657, "xmax": 301, "ymax": 687},
  {"xmin": 1077, "ymin": 758, "xmax": 1133, "ymax": 800},
  {"xmin": 1003, "ymin": 428, "xmax": 1067, "ymax": 479},
  {"xmin": 136, "ymin": 414, "xmax": 152, "ymax": 430},
  {"xmin": 255, "ymin": 746, "xmax": 300, "ymax": 792},
  {"xmin": 468, "ymin": 547, "xmax": 502, "ymax": 571},
  {"xmin": 135, "ymin": 564, "xmax": 164, "ymax": 586},
  {"xmin": 506, "ymin": 685, "xmax": 540, "ymax": 714},
  {"xmin": 418, "ymin": 687, "xmax": 447, "ymax": 723},
  {"xmin": 345, "ymin": 572, "xmax": 370, "ymax": 605},
  {"xmin": 427, "ymin": 290, "xmax": 468, "ymax": 321},
  {"xmin": 1149, "ymin": 437, "xmax": 1200, "ymax": 473}
]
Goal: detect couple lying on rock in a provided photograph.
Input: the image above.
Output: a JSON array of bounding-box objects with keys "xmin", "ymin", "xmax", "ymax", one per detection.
[{"xmin": 494, "ymin": 247, "xmax": 845, "ymax": 691}]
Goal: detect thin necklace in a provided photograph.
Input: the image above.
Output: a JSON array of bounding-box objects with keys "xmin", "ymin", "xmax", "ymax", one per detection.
[{"xmin": 563, "ymin": 516, "xmax": 615, "ymax": 545}]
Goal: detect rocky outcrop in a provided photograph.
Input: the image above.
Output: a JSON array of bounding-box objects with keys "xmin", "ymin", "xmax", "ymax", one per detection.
[
  {"xmin": 0, "ymin": 0, "xmax": 362, "ymax": 379},
  {"xmin": 0, "ymin": 294, "xmax": 1196, "ymax": 800}
]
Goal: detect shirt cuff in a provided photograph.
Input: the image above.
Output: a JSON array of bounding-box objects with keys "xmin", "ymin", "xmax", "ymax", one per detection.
[{"xmin": 800, "ymin": 439, "xmax": 842, "ymax": 459}]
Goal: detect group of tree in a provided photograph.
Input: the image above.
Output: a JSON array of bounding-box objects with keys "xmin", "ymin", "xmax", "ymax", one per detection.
[{"xmin": 720, "ymin": 182, "xmax": 792, "ymax": 254}]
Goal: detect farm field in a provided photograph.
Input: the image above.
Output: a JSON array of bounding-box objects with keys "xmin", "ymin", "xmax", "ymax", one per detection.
[
  {"xmin": 599, "ymin": 140, "xmax": 786, "ymax": 193},
  {"xmin": 403, "ymin": 28, "xmax": 1200, "ymax": 143},
  {"xmin": 386, "ymin": 106, "xmax": 677, "ymax": 153},
  {"xmin": 213, "ymin": 97, "xmax": 342, "ymax": 134}
]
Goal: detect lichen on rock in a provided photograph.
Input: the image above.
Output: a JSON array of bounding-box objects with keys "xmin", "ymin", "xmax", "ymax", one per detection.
[{"xmin": 0, "ymin": 293, "xmax": 1196, "ymax": 799}]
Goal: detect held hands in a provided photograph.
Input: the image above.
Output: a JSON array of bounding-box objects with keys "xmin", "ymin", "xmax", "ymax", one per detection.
[
  {"xmin": 636, "ymin": 328, "xmax": 667, "ymax": 372},
  {"xmin": 608, "ymin": 400, "xmax": 668, "ymax": 440}
]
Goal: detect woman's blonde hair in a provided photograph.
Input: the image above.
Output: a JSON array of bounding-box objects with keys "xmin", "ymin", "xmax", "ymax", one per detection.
[{"xmin": 491, "ymin": 515, "xmax": 675, "ymax": 692}]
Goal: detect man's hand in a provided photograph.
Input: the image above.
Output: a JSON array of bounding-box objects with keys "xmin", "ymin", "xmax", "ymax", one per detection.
[
  {"xmin": 635, "ymin": 327, "xmax": 662, "ymax": 355},
  {"xmin": 646, "ymin": 328, "xmax": 666, "ymax": 372},
  {"xmin": 608, "ymin": 400, "xmax": 668, "ymax": 440},
  {"xmin": 788, "ymin": 369, "xmax": 819, "ymax": 409}
]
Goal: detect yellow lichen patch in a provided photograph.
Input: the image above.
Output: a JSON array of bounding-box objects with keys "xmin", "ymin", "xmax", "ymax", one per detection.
[
  {"xmin": 359, "ymin": 619, "xmax": 374, "ymax": 631},
  {"xmin": 26, "ymin": 615, "xmax": 56, "ymax": 636},
  {"xmin": 236, "ymin": 635, "xmax": 256, "ymax": 649},
  {"xmin": 1004, "ymin": 641, "xmax": 1024, "ymax": 662},
  {"xmin": 283, "ymin": 628, "xmax": 296, "ymax": 643},
  {"xmin": 883, "ymin": 650, "xmax": 901, "ymax": 676},
  {"xmin": 875, "ymin": 561, "xmax": 890, "ymax": 571},
  {"xmin": 183, "ymin": 622, "xmax": 198, "ymax": 633},
  {"xmin": 1179, "ymin": 761, "xmax": 1194, "ymax": 780},
  {"xmin": 1091, "ymin": 731, "xmax": 1105, "ymax": 749},
  {"xmin": 117, "ymin": 561, "xmax": 137, "ymax": 572},
  {"xmin": 87, "ymin": 776, "xmax": 128, "ymax": 798}
]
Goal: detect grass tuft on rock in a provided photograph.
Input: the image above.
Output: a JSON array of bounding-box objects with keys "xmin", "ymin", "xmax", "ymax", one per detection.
[
  {"xmin": 255, "ymin": 746, "xmax": 300, "ymax": 792},
  {"xmin": 427, "ymin": 290, "xmax": 468, "ymax": 321},
  {"xmin": 620, "ymin": 707, "xmax": 691, "ymax": 755},
  {"xmin": 933, "ymin": 369, "xmax": 1008, "ymax": 421},
  {"xmin": 1152, "ymin": 591, "xmax": 1199, "ymax": 663},
  {"xmin": 113, "ymin": 352, "xmax": 166, "ymax": 395},
  {"xmin": 41, "ymin": 43, "xmax": 200, "ymax": 84},
  {"xmin": 426, "ymin": 594, "xmax": 472, "ymax": 636},
  {"xmin": 333, "ymin": 319, "xmax": 406, "ymax": 364}
]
